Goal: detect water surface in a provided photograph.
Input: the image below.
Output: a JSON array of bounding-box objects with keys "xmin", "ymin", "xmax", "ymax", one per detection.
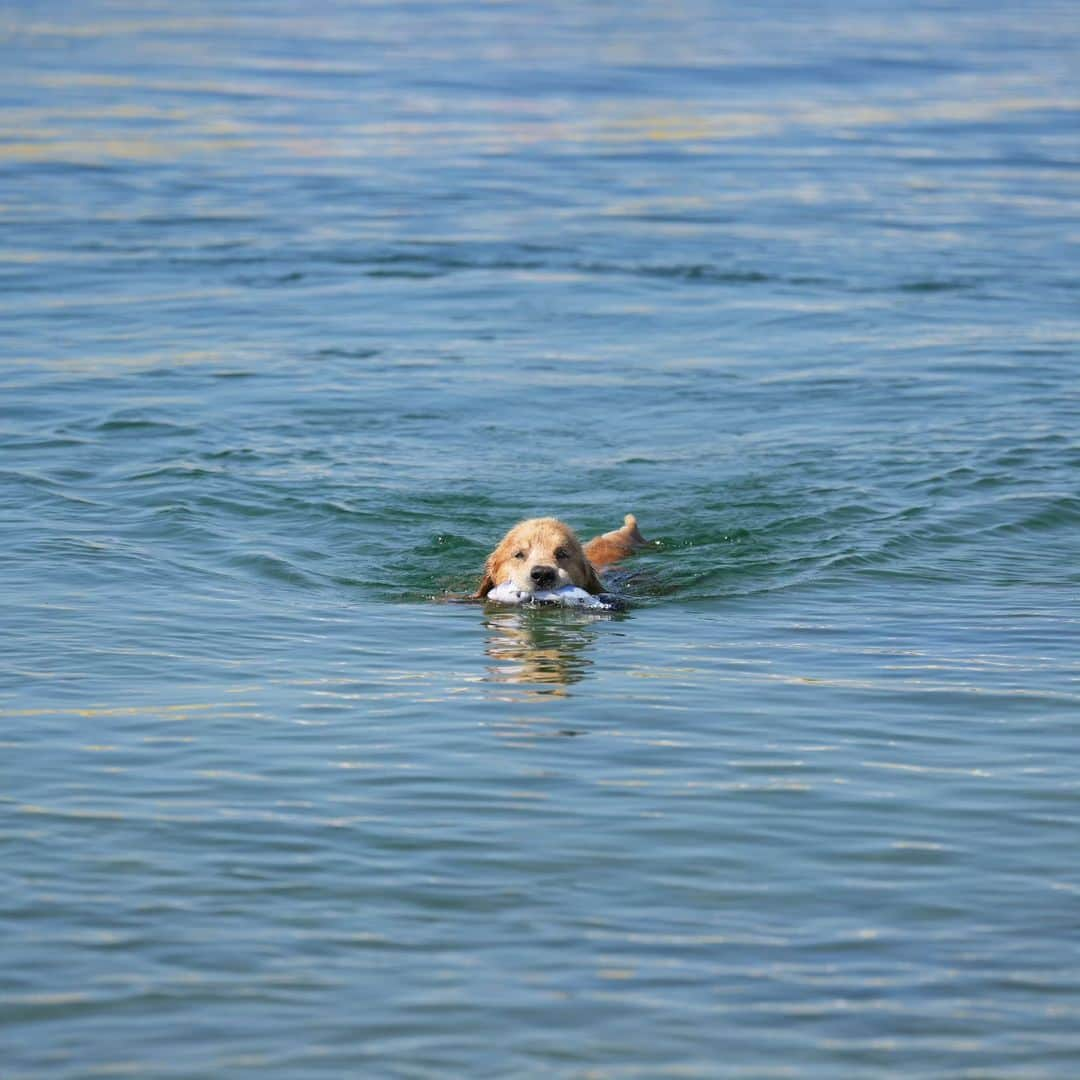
[{"xmin": 2, "ymin": 1, "xmax": 1080, "ymax": 1076}]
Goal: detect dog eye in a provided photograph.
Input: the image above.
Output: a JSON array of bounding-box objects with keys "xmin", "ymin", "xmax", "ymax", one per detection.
[
  {"xmin": 555, "ymin": 547, "xmax": 569, "ymax": 560},
  {"xmin": 513, "ymin": 550, "xmax": 526, "ymax": 560}
]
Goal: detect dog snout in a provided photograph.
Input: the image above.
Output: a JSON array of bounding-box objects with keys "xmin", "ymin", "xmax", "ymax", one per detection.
[{"xmin": 530, "ymin": 565, "xmax": 557, "ymax": 588}]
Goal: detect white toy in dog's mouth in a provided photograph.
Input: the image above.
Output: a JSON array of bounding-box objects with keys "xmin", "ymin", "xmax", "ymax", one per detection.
[{"xmin": 486, "ymin": 582, "xmax": 621, "ymax": 611}]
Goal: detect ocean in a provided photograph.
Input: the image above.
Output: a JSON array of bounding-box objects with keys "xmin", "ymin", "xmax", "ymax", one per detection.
[{"xmin": 2, "ymin": 1, "xmax": 1079, "ymax": 1075}]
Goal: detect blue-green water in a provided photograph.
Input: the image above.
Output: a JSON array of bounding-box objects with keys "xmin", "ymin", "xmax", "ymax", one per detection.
[{"xmin": 3, "ymin": 2, "xmax": 1080, "ymax": 1076}]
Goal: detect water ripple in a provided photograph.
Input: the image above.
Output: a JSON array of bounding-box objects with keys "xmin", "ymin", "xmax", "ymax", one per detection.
[{"xmin": 3, "ymin": 1, "xmax": 1079, "ymax": 1076}]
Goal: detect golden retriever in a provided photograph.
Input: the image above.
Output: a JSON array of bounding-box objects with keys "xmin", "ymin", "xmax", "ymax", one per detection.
[{"xmin": 474, "ymin": 514, "xmax": 648, "ymax": 599}]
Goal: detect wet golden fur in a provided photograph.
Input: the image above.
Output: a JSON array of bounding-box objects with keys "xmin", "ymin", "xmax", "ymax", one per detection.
[{"xmin": 475, "ymin": 514, "xmax": 648, "ymax": 599}]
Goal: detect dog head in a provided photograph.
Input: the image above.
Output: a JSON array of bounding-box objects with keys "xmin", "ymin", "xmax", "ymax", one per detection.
[{"xmin": 475, "ymin": 517, "xmax": 604, "ymax": 598}]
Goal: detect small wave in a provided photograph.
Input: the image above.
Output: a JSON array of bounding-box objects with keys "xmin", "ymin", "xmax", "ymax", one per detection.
[
  {"xmin": 230, "ymin": 271, "xmax": 304, "ymax": 287},
  {"xmin": 79, "ymin": 412, "xmax": 199, "ymax": 436},
  {"xmin": 126, "ymin": 463, "xmax": 222, "ymax": 482},
  {"xmin": 981, "ymin": 493, "xmax": 1080, "ymax": 535},
  {"xmin": 226, "ymin": 550, "xmax": 318, "ymax": 587},
  {"xmin": 576, "ymin": 259, "xmax": 771, "ymax": 285},
  {"xmin": 898, "ymin": 279, "xmax": 976, "ymax": 293},
  {"xmin": 310, "ymin": 247, "xmax": 774, "ymax": 286}
]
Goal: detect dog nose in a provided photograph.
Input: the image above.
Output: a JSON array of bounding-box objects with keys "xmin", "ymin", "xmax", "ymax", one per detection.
[{"xmin": 530, "ymin": 565, "xmax": 557, "ymax": 588}]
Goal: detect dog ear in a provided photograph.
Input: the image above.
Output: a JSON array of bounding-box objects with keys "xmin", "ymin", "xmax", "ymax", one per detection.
[{"xmin": 473, "ymin": 551, "xmax": 501, "ymax": 598}]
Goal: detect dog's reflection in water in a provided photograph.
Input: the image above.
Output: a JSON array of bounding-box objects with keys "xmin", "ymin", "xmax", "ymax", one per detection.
[{"xmin": 482, "ymin": 606, "xmax": 611, "ymax": 692}]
